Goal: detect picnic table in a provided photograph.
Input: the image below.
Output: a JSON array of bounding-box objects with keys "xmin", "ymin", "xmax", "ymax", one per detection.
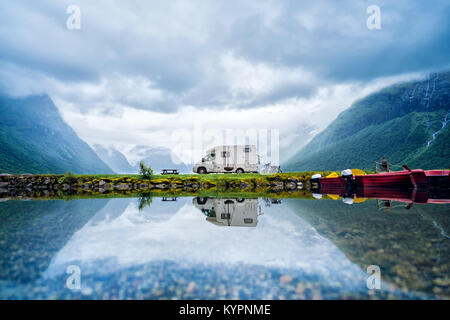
[
  {"xmin": 162, "ymin": 197, "xmax": 178, "ymax": 202},
  {"xmin": 161, "ymin": 169, "xmax": 179, "ymax": 175}
]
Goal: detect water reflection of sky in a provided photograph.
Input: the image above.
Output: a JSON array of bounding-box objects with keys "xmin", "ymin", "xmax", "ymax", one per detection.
[
  {"xmin": 1, "ymin": 197, "xmax": 445, "ymax": 299},
  {"xmin": 45, "ymin": 198, "xmax": 366, "ymax": 283}
]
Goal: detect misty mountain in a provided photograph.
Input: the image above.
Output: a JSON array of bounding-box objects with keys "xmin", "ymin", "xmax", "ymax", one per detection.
[
  {"xmin": 93, "ymin": 144, "xmax": 135, "ymax": 174},
  {"xmin": 284, "ymin": 72, "xmax": 450, "ymax": 171},
  {"xmin": 129, "ymin": 145, "xmax": 191, "ymax": 174},
  {"xmin": 0, "ymin": 94, "xmax": 114, "ymax": 174},
  {"xmin": 94, "ymin": 144, "xmax": 191, "ymax": 174}
]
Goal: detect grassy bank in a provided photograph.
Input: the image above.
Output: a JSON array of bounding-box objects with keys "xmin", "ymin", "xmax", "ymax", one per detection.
[
  {"xmin": 1, "ymin": 171, "xmax": 338, "ymax": 200},
  {"xmin": 67, "ymin": 171, "xmax": 334, "ymax": 184},
  {"xmin": 2, "ymin": 189, "xmax": 317, "ymax": 202}
]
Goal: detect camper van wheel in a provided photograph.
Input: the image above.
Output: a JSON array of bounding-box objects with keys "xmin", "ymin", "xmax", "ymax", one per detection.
[
  {"xmin": 197, "ymin": 167, "xmax": 207, "ymax": 174},
  {"xmin": 196, "ymin": 197, "xmax": 208, "ymax": 205},
  {"xmin": 236, "ymin": 168, "xmax": 244, "ymax": 174}
]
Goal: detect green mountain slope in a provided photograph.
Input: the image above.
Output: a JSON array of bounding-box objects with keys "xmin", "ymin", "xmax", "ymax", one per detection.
[
  {"xmin": 0, "ymin": 94, "xmax": 114, "ymax": 174},
  {"xmin": 284, "ymin": 72, "xmax": 450, "ymax": 171}
]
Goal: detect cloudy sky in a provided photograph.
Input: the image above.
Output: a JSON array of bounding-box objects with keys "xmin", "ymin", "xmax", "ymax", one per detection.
[{"xmin": 0, "ymin": 0, "xmax": 449, "ymax": 164}]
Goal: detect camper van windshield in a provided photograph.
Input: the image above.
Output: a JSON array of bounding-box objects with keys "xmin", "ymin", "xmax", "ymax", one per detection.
[
  {"xmin": 204, "ymin": 154, "xmax": 214, "ymax": 161},
  {"xmin": 202, "ymin": 209, "xmax": 215, "ymax": 217}
]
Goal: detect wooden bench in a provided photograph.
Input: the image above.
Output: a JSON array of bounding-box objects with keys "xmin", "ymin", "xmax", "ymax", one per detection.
[
  {"xmin": 162, "ymin": 197, "xmax": 177, "ymax": 202},
  {"xmin": 161, "ymin": 169, "xmax": 179, "ymax": 175}
]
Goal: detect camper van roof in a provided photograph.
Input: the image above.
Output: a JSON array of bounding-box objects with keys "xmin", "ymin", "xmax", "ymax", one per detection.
[{"xmin": 206, "ymin": 145, "xmax": 256, "ymax": 150}]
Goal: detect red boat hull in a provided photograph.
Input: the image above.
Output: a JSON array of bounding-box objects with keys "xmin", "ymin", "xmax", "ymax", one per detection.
[
  {"xmin": 355, "ymin": 169, "xmax": 450, "ymax": 189},
  {"xmin": 312, "ymin": 169, "xmax": 450, "ymax": 205},
  {"xmin": 425, "ymin": 169, "xmax": 450, "ymax": 188},
  {"xmin": 313, "ymin": 169, "xmax": 450, "ymax": 203},
  {"xmin": 355, "ymin": 170, "xmax": 413, "ymax": 189},
  {"xmin": 318, "ymin": 177, "xmax": 348, "ymax": 196}
]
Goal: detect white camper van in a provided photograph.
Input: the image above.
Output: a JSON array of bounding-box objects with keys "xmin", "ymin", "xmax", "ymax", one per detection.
[
  {"xmin": 193, "ymin": 145, "xmax": 259, "ymax": 174},
  {"xmin": 193, "ymin": 197, "xmax": 259, "ymax": 227}
]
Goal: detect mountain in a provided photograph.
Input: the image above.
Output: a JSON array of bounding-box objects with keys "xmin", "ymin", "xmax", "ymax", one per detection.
[
  {"xmin": 94, "ymin": 144, "xmax": 192, "ymax": 174},
  {"xmin": 129, "ymin": 145, "xmax": 191, "ymax": 174},
  {"xmin": 284, "ymin": 72, "xmax": 450, "ymax": 171},
  {"xmin": 93, "ymin": 144, "xmax": 135, "ymax": 174},
  {"xmin": 0, "ymin": 94, "xmax": 114, "ymax": 174}
]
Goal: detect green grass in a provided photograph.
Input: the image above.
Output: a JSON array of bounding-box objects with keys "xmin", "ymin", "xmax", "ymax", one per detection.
[
  {"xmin": 66, "ymin": 171, "xmax": 333, "ymax": 182},
  {"xmin": 3, "ymin": 171, "xmax": 341, "ymax": 201},
  {"xmin": 14, "ymin": 189, "xmax": 317, "ymax": 202}
]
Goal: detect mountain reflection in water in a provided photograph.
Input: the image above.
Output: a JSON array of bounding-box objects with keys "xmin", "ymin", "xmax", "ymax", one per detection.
[{"xmin": 0, "ymin": 195, "xmax": 448, "ymax": 299}]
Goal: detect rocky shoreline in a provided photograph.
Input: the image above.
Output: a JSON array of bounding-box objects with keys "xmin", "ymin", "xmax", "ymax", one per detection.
[{"xmin": 0, "ymin": 173, "xmax": 305, "ymax": 198}]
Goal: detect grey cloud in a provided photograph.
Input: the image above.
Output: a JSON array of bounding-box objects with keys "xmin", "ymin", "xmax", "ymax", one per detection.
[
  {"xmin": 225, "ymin": 0, "xmax": 450, "ymax": 80},
  {"xmin": 0, "ymin": 0, "xmax": 449, "ymax": 113}
]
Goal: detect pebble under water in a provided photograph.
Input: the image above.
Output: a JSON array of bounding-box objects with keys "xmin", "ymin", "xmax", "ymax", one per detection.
[{"xmin": 0, "ymin": 196, "xmax": 448, "ymax": 299}]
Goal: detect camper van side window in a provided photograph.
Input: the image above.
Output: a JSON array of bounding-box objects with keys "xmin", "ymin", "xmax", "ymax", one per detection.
[
  {"xmin": 244, "ymin": 147, "xmax": 251, "ymax": 153},
  {"xmin": 221, "ymin": 151, "xmax": 230, "ymax": 158}
]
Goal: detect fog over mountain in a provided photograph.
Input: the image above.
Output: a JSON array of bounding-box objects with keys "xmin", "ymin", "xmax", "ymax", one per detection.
[
  {"xmin": 93, "ymin": 144, "xmax": 135, "ymax": 174},
  {"xmin": 0, "ymin": 94, "xmax": 113, "ymax": 174},
  {"xmin": 128, "ymin": 145, "xmax": 192, "ymax": 174},
  {"xmin": 1, "ymin": 1, "xmax": 448, "ymax": 162},
  {"xmin": 94, "ymin": 144, "xmax": 191, "ymax": 174},
  {"xmin": 284, "ymin": 71, "xmax": 450, "ymax": 171}
]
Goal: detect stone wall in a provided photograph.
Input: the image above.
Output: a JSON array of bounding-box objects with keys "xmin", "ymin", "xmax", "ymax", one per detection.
[{"xmin": 0, "ymin": 174, "xmax": 304, "ymax": 198}]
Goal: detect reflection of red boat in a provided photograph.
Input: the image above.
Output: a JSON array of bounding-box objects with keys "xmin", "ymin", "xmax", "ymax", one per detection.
[{"xmin": 356, "ymin": 187, "xmax": 450, "ymax": 204}]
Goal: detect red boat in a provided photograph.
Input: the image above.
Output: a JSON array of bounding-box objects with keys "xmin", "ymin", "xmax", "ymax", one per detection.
[
  {"xmin": 310, "ymin": 172, "xmax": 352, "ymax": 197},
  {"xmin": 311, "ymin": 167, "xmax": 450, "ymax": 203},
  {"xmin": 316, "ymin": 177, "xmax": 347, "ymax": 194},
  {"xmin": 425, "ymin": 169, "xmax": 450, "ymax": 188},
  {"xmin": 355, "ymin": 168, "xmax": 450, "ymax": 189},
  {"xmin": 355, "ymin": 170, "xmax": 413, "ymax": 189}
]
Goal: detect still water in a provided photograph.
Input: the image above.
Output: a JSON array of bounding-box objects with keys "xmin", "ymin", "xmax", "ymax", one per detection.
[{"xmin": 0, "ymin": 196, "xmax": 448, "ymax": 299}]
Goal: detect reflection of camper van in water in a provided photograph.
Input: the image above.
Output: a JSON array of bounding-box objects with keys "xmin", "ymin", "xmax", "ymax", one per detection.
[
  {"xmin": 193, "ymin": 197, "xmax": 260, "ymax": 227},
  {"xmin": 193, "ymin": 145, "xmax": 259, "ymax": 174}
]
